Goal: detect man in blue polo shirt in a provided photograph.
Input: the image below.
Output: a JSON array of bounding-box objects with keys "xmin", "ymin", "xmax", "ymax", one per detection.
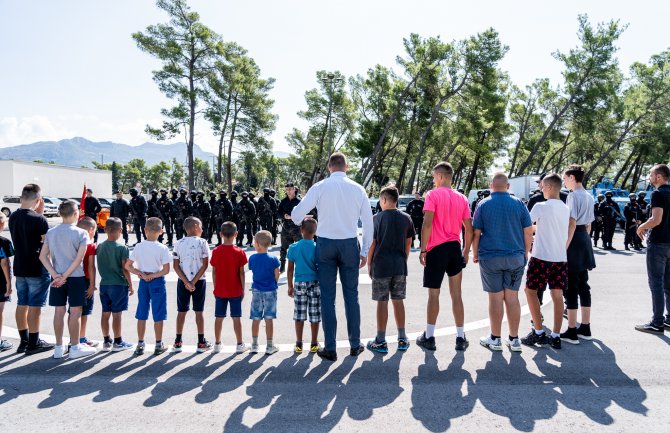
[{"xmin": 472, "ymin": 173, "xmax": 533, "ymax": 352}]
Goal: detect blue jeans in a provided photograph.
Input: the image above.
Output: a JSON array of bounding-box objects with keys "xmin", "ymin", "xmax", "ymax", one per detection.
[
  {"xmin": 316, "ymin": 237, "xmax": 361, "ymax": 351},
  {"xmin": 15, "ymin": 269, "xmax": 51, "ymax": 307},
  {"xmin": 646, "ymin": 243, "xmax": 670, "ymax": 326}
]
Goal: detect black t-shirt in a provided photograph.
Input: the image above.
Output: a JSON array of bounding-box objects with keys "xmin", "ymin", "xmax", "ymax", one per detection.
[
  {"xmin": 527, "ymin": 191, "xmax": 568, "ymax": 212},
  {"xmin": 8, "ymin": 208, "xmax": 49, "ymax": 277},
  {"xmin": 649, "ymin": 184, "xmax": 670, "ymax": 244},
  {"xmin": 0, "ymin": 236, "xmax": 14, "ymax": 293},
  {"xmin": 372, "ymin": 209, "xmax": 415, "ymax": 278}
]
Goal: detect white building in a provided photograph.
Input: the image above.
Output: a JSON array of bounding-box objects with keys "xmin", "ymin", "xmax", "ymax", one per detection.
[{"xmin": 0, "ymin": 160, "xmax": 112, "ymax": 198}]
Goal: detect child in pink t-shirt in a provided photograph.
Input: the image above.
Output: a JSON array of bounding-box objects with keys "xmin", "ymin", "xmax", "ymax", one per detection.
[{"xmin": 417, "ymin": 162, "xmax": 473, "ymax": 353}]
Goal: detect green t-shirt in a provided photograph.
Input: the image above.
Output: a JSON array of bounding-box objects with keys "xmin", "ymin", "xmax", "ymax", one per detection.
[{"xmin": 97, "ymin": 240, "xmax": 130, "ymax": 286}]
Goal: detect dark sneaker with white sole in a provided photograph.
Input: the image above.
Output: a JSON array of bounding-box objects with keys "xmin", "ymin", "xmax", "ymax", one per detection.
[
  {"xmin": 635, "ymin": 322, "xmax": 664, "ymax": 335},
  {"xmin": 416, "ymin": 332, "xmax": 436, "ymax": 351},
  {"xmin": 664, "ymin": 320, "xmax": 670, "ymax": 331},
  {"xmin": 560, "ymin": 328, "xmax": 580, "ymax": 345},
  {"xmin": 455, "ymin": 336, "xmax": 469, "ymax": 351},
  {"xmin": 521, "ymin": 329, "xmax": 549, "ymax": 346},
  {"xmin": 576, "ymin": 323, "xmax": 593, "ymax": 340}
]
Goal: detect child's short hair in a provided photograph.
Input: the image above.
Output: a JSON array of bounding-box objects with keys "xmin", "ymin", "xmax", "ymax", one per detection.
[
  {"xmin": 105, "ymin": 217, "xmax": 122, "ymax": 233},
  {"xmin": 564, "ymin": 164, "xmax": 585, "ymax": 183},
  {"xmin": 58, "ymin": 200, "xmax": 78, "ymax": 218},
  {"xmin": 300, "ymin": 217, "xmax": 317, "ymax": 236},
  {"xmin": 220, "ymin": 221, "xmax": 237, "ymax": 238},
  {"xmin": 145, "ymin": 217, "xmax": 163, "ymax": 233},
  {"xmin": 433, "ymin": 161, "xmax": 454, "ymax": 177},
  {"xmin": 77, "ymin": 216, "xmax": 97, "ymax": 232},
  {"xmin": 543, "ymin": 173, "xmax": 562, "ymax": 190},
  {"xmin": 183, "ymin": 216, "xmax": 202, "ymax": 233},
  {"xmin": 21, "ymin": 183, "xmax": 41, "ymax": 201},
  {"xmin": 254, "ymin": 230, "xmax": 272, "ymax": 248},
  {"xmin": 380, "ymin": 185, "xmax": 399, "ymax": 203}
]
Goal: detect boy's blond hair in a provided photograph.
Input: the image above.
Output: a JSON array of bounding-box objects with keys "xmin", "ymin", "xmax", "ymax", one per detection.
[
  {"xmin": 145, "ymin": 217, "xmax": 163, "ymax": 233},
  {"xmin": 254, "ymin": 230, "xmax": 272, "ymax": 248}
]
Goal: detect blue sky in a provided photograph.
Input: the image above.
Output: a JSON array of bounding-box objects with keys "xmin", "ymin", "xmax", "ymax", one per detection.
[{"xmin": 0, "ymin": 0, "xmax": 667, "ymax": 154}]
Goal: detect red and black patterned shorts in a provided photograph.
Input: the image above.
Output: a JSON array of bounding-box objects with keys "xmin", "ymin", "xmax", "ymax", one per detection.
[{"xmin": 526, "ymin": 257, "xmax": 567, "ymax": 291}]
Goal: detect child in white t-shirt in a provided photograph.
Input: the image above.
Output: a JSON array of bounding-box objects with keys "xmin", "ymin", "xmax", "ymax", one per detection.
[
  {"xmin": 172, "ymin": 216, "xmax": 211, "ymax": 353},
  {"xmin": 521, "ymin": 173, "xmax": 569, "ymax": 350}
]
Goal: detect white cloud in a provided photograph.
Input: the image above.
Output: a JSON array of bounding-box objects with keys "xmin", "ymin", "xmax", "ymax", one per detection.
[{"xmin": 0, "ymin": 115, "xmax": 75, "ymax": 147}]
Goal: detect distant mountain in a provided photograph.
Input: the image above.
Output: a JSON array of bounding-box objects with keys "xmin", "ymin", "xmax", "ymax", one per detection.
[
  {"xmin": 0, "ymin": 137, "xmax": 217, "ymax": 168},
  {"xmin": 0, "ymin": 137, "xmax": 292, "ymax": 168}
]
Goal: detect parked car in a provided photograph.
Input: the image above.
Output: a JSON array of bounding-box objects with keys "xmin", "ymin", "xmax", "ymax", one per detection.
[
  {"xmin": 1, "ymin": 196, "xmax": 21, "ymax": 217},
  {"xmin": 97, "ymin": 198, "xmax": 112, "ymax": 209},
  {"xmin": 41, "ymin": 197, "xmax": 59, "ymax": 217},
  {"xmin": 397, "ymin": 195, "xmax": 414, "ymax": 212}
]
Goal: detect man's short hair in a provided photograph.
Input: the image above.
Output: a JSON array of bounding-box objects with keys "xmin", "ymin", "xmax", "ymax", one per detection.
[
  {"xmin": 58, "ymin": 200, "xmax": 78, "ymax": 218},
  {"xmin": 76, "ymin": 216, "xmax": 97, "ymax": 231},
  {"xmin": 145, "ymin": 217, "xmax": 163, "ymax": 232},
  {"xmin": 220, "ymin": 221, "xmax": 237, "ymax": 238},
  {"xmin": 564, "ymin": 164, "xmax": 585, "ymax": 183},
  {"xmin": 86, "ymin": 188, "xmax": 93, "ymax": 194},
  {"xmin": 254, "ymin": 230, "xmax": 272, "ymax": 248},
  {"xmin": 183, "ymin": 216, "xmax": 202, "ymax": 233},
  {"xmin": 491, "ymin": 172, "xmax": 509, "ymax": 188},
  {"xmin": 380, "ymin": 185, "xmax": 399, "ymax": 203},
  {"xmin": 300, "ymin": 217, "xmax": 317, "ymax": 236},
  {"xmin": 652, "ymin": 164, "xmax": 670, "ymax": 180},
  {"xmin": 105, "ymin": 217, "xmax": 122, "ymax": 232},
  {"xmin": 328, "ymin": 152, "xmax": 347, "ymax": 170},
  {"xmin": 543, "ymin": 173, "xmax": 562, "ymax": 190},
  {"xmin": 432, "ymin": 162, "xmax": 454, "ymax": 177},
  {"xmin": 21, "ymin": 183, "xmax": 41, "ymax": 201}
]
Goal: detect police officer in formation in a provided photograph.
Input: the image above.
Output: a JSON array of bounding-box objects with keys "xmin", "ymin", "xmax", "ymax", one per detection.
[
  {"xmin": 623, "ymin": 192, "xmax": 643, "ymax": 251},
  {"xmin": 129, "ymin": 187, "xmax": 147, "ymax": 245},
  {"xmin": 257, "ymin": 188, "xmax": 276, "ymax": 233},
  {"xmin": 109, "ymin": 190, "xmax": 131, "ymax": 244},
  {"xmin": 600, "ymin": 190, "xmax": 621, "ymax": 250},
  {"xmin": 193, "ymin": 192, "xmax": 211, "ymax": 240},
  {"xmin": 591, "ymin": 194, "xmax": 605, "ymax": 247},
  {"xmin": 235, "ymin": 191, "xmax": 257, "ymax": 247},
  {"xmin": 406, "ymin": 192, "xmax": 424, "ymax": 248},
  {"xmin": 157, "ymin": 188, "xmax": 175, "ymax": 246},
  {"xmin": 215, "ymin": 191, "xmax": 233, "ymax": 245},
  {"xmin": 175, "ymin": 188, "xmax": 193, "ymax": 240},
  {"xmin": 207, "ymin": 192, "xmax": 219, "ymax": 244},
  {"xmin": 277, "ymin": 182, "xmax": 302, "ymax": 273},
  {"xmin": 269, "ymin": 189, "xmax": 280, "ymax": 244},
  {"xmin": 147, "ymin": 190, "xmax": 160, "ymax": 219}
]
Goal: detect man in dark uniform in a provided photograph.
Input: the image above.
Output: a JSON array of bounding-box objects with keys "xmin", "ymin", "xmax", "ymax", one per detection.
[
  {"xmin": 208, "ymin": 191, "xmax": 219, "ymax": 244},
  {"xmin": 170, "ymin": 188, "xmax": 179, "ymax": 239},
  {"xmin": 471, "ymin": 190, "xmax": 484, "ymax": 215},
  {"xmin": 194, "ymin": 191, "xmax": 211, "ymax": 241},
  {"xmin": 623, "ymin": 193, "xmax": 642, "ymax": 251},
  {"xmin": 591, "ymin": 194, "xmax": 605, "ymax": 247},
  {"xmin": 230, "ymin": 191, "xmax": 239, "ymax": 225},
  {"xmin": 147, "ymin": 189, "xmax": 160, "ymax": 219},
  {"xmin": 257, "ymin": 188, "xmax": 275, "ymax": 233},
  {"xmin": 109, "ymin": 190, "xmax": 131, "ymax": 244},
  {"xmin": 129, "ymin": 187, "xmax": 147, "ymax": 245},
  {"xmin": 248, "ymin": 192, "xmax": 259, "ymax": 236},
  {"xmin": 215, "ymin": 190, "xmax": 233, "ymax": 246},
  {"xmin": 175, "ymin": 188, "xmax": 193, "ymax": 240},
  {"xmin": 84, "ymin": 188, "xmax": 102, "ymax": 243},
  {"xmin": 636, "ymin": 191, "xmax": 649, "ymax": 249},
  {"xmin": 190, "ymin": 190, "xmax": 198, "ymax": 206},
  {"xmin": 278, "ymin": 183, "xmax": 302, "ymax": 273},
  {"xmin": 406, "ymin": 192, "xmax": 424, "ymax": 248},
  {"xmin": 157, "ymin": 188, "xmax": 175, "ymax": 246},
  {"xmin": 235, "ymin": 191, "xmax": 256, "ymax": 247},
  {"xmin": 600, "ymin": 190, "xmax": 621, "ymax": 250}
]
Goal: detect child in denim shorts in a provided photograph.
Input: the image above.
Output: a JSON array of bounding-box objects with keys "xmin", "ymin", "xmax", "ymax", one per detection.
[{"xmin": 248, "ymin": 230, "xmax": 280, "ymax": 355}]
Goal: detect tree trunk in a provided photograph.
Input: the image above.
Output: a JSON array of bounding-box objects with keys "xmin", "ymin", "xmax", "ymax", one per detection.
[
  {"xmin": 226, "ymin": 98, "xmax": 240, "ymax": 194},
  {"xmin": 630, "ymin": 156, "xmax": 646, "ymax": 192},
  {"xmin": 188, "ymin": 74, "xmax": 196, "ymax": 191},
  {"xmin": 309, "ymin": 109, "xmax": 332, "ymax": 187},
  {"xmin": 465, "ymin": 153, "xmax": 481, "ymax": 192},
  {"xmin": 509, "ymin": 102, "xmax": 533, "ymax": 176},
  {"xmin": 584, "ymin": 116, "xmax": 644, "ymax": 183},
  {"xmin": 216, "ymin": 94, "xmax": 232, "ymax": 183},
  {"xmin": 621, "ymin": 152, "xmax": 642, "ymax": 191},
  {"xmin": 612, "ymin": 148, "xmax": 636, "ymax": 186}
]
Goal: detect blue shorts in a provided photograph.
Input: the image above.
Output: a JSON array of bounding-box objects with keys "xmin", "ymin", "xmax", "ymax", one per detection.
[
  {"xmin": 49, "ymin": 276, "xmax": 87, "ymax": 308},
  {"xmin": 100, "ymin": 285, "xmax": 129, "ymax": 313},
  {"xmin": 135, "ymin": 277, "xmax": 167, "ymax": 322},
  {"xmin": 177, "ymin": 280, "xmax": 206, "ymax": 312},
  {"xmin": 215, "ymin": 297, "xmax": 242, "ymax": 318},
  {"xmin": 250, "ymin": 290, "xmax": 277, "ymax": 320},
  {"xmin": 68, "ymin": 278, "xmax": 94, "ymax": 316},
  {"xmin": 15, "ymin": 270, "xmax": 51, "ymax": 307}
]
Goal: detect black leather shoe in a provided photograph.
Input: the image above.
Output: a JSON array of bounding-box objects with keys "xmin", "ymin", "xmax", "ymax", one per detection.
[
  {"xmin": 316, "ymin": 348, "xmax": 337, "ymax": 362},
  {"xmin": 350, "ymin": 345, "xmax": 364, "ymax": 357}
]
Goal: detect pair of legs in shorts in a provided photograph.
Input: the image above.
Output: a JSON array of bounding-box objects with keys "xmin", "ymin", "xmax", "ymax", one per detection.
[
  {"xmin": 135, "ymin": 277, "xmax": 167, "ymax": 344},
  {"xmin": 100, "ymin": 284, "xmax": 130, "ymax": 342},
  {"xmin": 525, "ymin": 257, "xmax": 567, "ymax": 335},
  {"xmin": 68, "ymin": 278, "xmax": 95, "ymax": 344},
  {"xmin": 49, "ymin": 276, "xmax": 88, "ymax": 347},
  {"xmin": 250, "ymin": 290, "xmax": 277, "ymax": 348},
  {"xmin": 15, "ymin": 271, "xmax": 51, "ymax": 351},
  {"xmin": 479, "ymin": 255, "xmax": 524, "ymax": 340},
  {"xmin": 370, "ymin": 275, "xmax": 407, "ymax": 350},
  {"xmin": 292, "ymin": 281, "xmax": 321, "ymax": 350},
  {"xmin": 174, "ymin": 280, "xmax": 206, "ymax": 346},
  {"xmin": 215, "ymin": 296, "xmax": 244, "ymax": 346}
]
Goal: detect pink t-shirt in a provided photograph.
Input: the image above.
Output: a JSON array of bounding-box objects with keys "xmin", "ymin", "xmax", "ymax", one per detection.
[{"xmin": 423, "ymin": 187, "xmax": 471, "ymax": 251}]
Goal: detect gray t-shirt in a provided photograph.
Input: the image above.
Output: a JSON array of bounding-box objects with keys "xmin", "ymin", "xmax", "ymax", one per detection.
[
  {"xmin": 567, "ymin": 188, "xmax": 595, "ymax": 226},
  {"xmin": 45, "ymin": 224, "xmax": 89, "ymax": 277}
]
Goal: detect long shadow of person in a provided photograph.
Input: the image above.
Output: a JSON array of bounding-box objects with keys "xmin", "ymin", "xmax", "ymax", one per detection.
[
  {"xmin": 410, "ymin": 351, "xmax": 475, "ymax": 432},
  {"xmin": 194, "ymin": 353, "xmax": 270, "ymax": 405},
  {"xmin": 535, "ymin": 339, "xmax": 648, "ymax": 425},
  {"xmin": 474, "ymin": 351, "xmax": 560, "ymax": 431}
]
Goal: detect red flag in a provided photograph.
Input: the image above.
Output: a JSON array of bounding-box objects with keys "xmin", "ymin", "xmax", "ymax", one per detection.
[{"xmin": 80, "ymin": 183, "xmax": 86, "ymax": 219}]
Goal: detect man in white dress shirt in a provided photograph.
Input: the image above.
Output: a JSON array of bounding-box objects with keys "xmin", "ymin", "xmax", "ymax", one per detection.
[{"xmin": 291, "ymin": 153, "xmax": 374, "ymax": 361}]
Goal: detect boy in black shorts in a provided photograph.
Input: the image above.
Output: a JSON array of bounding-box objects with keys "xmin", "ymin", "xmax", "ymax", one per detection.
[{"xmin": 366, "ymin": 186, "xmax": 414, "ymax": 353}]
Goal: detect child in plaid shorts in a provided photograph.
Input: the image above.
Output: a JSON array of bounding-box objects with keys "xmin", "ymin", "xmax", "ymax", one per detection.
[{"xmin": 287, "ymin": 218, "xmax": 321, "ymax": 353}]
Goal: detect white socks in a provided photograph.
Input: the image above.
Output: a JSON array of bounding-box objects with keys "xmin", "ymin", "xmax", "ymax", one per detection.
[
  {"xmin": 456, "ymin": 327, "xmax": 465, "ymax": 338},
  {"xmin": 426, "ymin": 324, "xmax": 436, "ymax": 338}
]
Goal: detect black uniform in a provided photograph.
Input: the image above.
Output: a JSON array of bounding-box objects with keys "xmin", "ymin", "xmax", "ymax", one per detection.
[
  {"xmin": 637, "ymin": 197, "xmax": 649, "ymax": 223},
  {"xmin": 175, "ymin": 191, "xmax": 193, "ymax": 240},
  {"xmin": 406, "ymin": 198, "xmax": 425, "ymax": 247},
  {"xmin": 215, "ymin": 192, "xmax": 234, "ymax": 245},
  {"xmin": 147, "ymin": 192, "xmax": 160, "ymax": 218},
  {"xmin": 623, "ymin": 200, "xmax": 642, "ymax": 250},
  {"xmin": 269, "ymin": 191, "xmax": 280, "ymax": 244},
  {"xmin": 591, "ymin": 198, "xmax": 605, "ymax": 247},
  {"xmin": 235, "ymin": 195, "xmax": 256, "ymax": 246},
  {"xmin": 157, "ymin": 191, "xmax": 175, "ymax": 246},
  {"xmin": 230, "ymin": 192, "xmax": 239, "ymax": 225},
  {"xmin": 257, "ymin": 192, "xmax": 276, "ymax": 233},
  {"xmin": 84, "ymin": 196, "xmax": 102, "ymax": 243},
  {"xmin": 129, "ymin": 190, "xmax": 148, "ymax": 244},
  {"xmin": 170, "ymin": 189, "xmax": 179, "ymax": 240},
  {"xmin": 109, "ymin": 197, "xmax": 131, "ymax": 244},
  {"xmin": 207, "ymin": 193, "xmax": 219, "ymax": 243},
  {"xmin": 248, "ymin": 194, "xmax": 259, "ymax": 236},
  {"xmin": 194, "ymin": 194, "xmax": 212, "ymax": 241},
  {"xmin": 527, "ymin": 190, "xmax": 568, "ymax": 212},
  {"xmin": 600, "ymin": 196, "xmax": 621, "ymax": 250},
  {"xmin": 278, "ymin": 196, "xmax": 302, "ymax": 269}
]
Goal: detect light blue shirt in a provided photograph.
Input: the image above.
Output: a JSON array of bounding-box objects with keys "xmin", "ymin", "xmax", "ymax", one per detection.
[{"xmin": 291, "ymin": 171, "xmax": 374, "ymax": 256}]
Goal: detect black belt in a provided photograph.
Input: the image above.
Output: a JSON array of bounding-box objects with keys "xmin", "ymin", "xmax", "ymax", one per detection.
[{"xmin": 576, "ymin": 225, "xmax": 588, "ymax": 232}]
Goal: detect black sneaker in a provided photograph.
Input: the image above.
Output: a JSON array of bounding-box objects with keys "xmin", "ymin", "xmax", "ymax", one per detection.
[
  {"xmin": 521, "ymin": 329, "xmax": 549, "ymax": 346},
  {"xmin": 316, "ymin": 348, "xmax": 337, "ymax": 362},
  {"xmin": 576, "ymin": 323, "xmax": 593, "ymax": 340},
  {"xmin": 350, "ymin": 346, "xmax": 364, "ymax": 357},
  {"xmin": 154, "ymin": 343, "xmax": 167, "ymax": 355},
  {"xmin": 455, "ymin": 336, "xmax": 469, "ymax": 351},
  {"xmin": 16, "ymin": 340, "xmax": 28, "ymax": 354},
  {"xmin": 549, "ymin": 336, "xmax": 562, "ymax": 349},
  {"xmin": 664, "ymin": 320, "xmax": 670, "ymax": 331},
  {"xmin": 416, "ymin": 332, "xmax": 436, "ymax": 351},
  {"xmin": 560, "ymin": 328, "xmax": 580, "ymax": 345},
  {"xmin": 24, "ymin": 339, "xmax": 55, "ymax": 356},
  {"xmin": 134, "ymin": 343, "xmax": 145, "ymax": 356},
  {"xmin": 635, "ymin": 322, "xmax": 664, "ymax": 335}
]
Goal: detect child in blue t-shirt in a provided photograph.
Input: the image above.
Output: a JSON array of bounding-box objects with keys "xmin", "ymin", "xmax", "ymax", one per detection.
[
  {"xmin": 248, "ymin": 230, "xmax": 280, "ymax": 355},
  {"xmin": 287, "ymin": 218, "xmax": 320, "ymax": 354}
]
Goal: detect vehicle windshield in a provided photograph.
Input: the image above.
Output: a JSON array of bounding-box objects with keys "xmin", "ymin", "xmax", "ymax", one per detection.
[{"xmin": 398, "ymin": 197, "xmax": 413, "ymax": 207}]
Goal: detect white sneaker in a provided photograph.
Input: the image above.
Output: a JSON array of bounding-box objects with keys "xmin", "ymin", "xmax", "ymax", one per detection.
[
  {"xmin": 69, "ymin": 344, "xmax": 96, "ymax": 359},
  {"xmin": 505, "ymin": 337, "xmax": 523, "ymax": 352},
  {"xmin": 213, "ymin": 343, "xmax": 222, "ymax": 354},
  {"xmin": 236, "ymin": 343, "xmax": 250, "ymax": 354},
  {"xmin": 53, "ymin": 345, "xmax": 66, "ymax": 359},
  {"xmin": 265, "ymin": 345, "xmax": 279, "ymax": 355},
  {"xmin": 250, "ymin": 343, "xmax": 259, "ymax": 354},
  {"xmin": 479, "ymin": 336, "xmax": 503, "ymax": 351}
]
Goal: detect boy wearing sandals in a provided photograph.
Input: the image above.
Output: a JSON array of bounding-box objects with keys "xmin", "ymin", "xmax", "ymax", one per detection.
[
  {"xmin": 366, "ymin": 185, "xmax": 415, "ymax": 353},
  {"xmin": 287, "ymin": 217, "xmax": 321, "ymax": 353}
]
